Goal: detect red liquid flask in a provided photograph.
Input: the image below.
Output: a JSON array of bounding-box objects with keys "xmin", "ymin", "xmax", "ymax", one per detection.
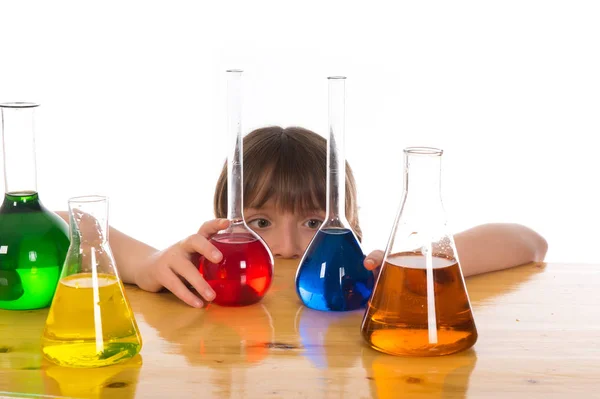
[
  {"xmin": 197, "ymin": 69, "xmax": 274, "ymax": 306},
  {"xmin": 198, "ymin": 227, "xmax": 273, "ymax": 306}
]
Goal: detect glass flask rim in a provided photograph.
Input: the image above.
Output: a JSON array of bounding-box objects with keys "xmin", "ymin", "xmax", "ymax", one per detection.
[
  {"xmin": 0, "ymin": 102, "xmax": 40, "ymax": 109},
  {"xmin": 226, "ymin": 69, "xmax": 243, "ymax": 73},
  {"xmin": 68, "ymin": 195, "xmax": 108, "ymax": 204},
  {"xmin": 404, "ymin": 146, "xmax": 443, "ymax": 156},
  {"xmin": 327, "ymin": 76, "xmax": 346, "ymax": 80}
]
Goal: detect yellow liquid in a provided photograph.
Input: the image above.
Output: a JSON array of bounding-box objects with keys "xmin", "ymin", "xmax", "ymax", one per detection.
[{"xmin": 41, "ymin": 273, "xmax": 142, "ymax": 367}]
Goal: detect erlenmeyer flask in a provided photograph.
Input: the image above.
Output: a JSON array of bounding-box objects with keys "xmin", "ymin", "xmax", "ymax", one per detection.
[
  {"xmin": 0, "ymin": 102, "xmax": 70, "ymax": 310},
  {"xmin": 41, "ymin": 195, "xmax": 142, "ymax": 367},
  {"xmin": 361, "ymin": 147, "xmax": 477, "ymax": 356},
  {"xmin": 197, "ymin": 70, "xmax": 274, "ymax": 306},
  {"xmin": 295, "ymin": 76, "xmax": 374, "ymax": 312}
]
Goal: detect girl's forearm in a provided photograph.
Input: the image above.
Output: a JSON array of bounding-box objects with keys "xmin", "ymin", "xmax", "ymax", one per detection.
[
  {"xmin": 455, "ymin": 223, "xmax": 548, "ymax": 277},
  {"xmin": 55, "ymin": 211, "xmax": 158, "ymax": 285}
]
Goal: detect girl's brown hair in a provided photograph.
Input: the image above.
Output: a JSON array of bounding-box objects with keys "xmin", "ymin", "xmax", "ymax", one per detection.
[{"xmin": 213, "ymin": 126, "xmax": 362, "ymax": 240}]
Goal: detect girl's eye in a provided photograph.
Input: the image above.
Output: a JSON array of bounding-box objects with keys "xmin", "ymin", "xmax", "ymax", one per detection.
[
  {"xmin": 305, "ymin": 219, "xmax": 323, "ymax": 229},
  {"xmin": 249, "ymin": 218, "xmax": 271, "ymax": 229}
]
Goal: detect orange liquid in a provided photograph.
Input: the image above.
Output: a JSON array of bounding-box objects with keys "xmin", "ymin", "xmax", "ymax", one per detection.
[{"xmin": 361, "ymin": 252, "xmax": 477, "ymax": 356}]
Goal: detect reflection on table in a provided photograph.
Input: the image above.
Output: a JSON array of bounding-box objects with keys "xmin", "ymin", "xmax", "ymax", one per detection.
[{"xmin": 1, "ymin": 260, "xmax": 598, "ymax": 398}]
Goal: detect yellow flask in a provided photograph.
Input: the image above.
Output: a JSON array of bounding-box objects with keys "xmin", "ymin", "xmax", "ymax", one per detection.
[{"xmin": 41, "ymin": 196, "xmax": 142, "ymax": 367}]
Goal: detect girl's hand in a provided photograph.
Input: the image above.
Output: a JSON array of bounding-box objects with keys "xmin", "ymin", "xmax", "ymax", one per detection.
[
  {"xmin": 134, "ymin": 219, "xmax": 230, "ymax": 308},
  {"xmin": 364, "ymin": 250, "xmax": 385, "ymax": 271}
]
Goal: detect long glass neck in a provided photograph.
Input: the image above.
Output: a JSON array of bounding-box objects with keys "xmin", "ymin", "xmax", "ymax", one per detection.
[
  {"xmin": 326, "ymin": 77, "xmax": 347, "ymax": 224},
  {"xmin": 226, "ymin": 70, "xmax": 243, "ymax": 223},
  {"xmin": 403, "ymin": 148, "xmax": 444, "ymax": 211},
  {"xmin": 69, "ymin": 196, "xmax": 109, "ymax": 246},
  {"xmin": 1, "ymin": 103, "xmax": 39, "ymax": 195}
]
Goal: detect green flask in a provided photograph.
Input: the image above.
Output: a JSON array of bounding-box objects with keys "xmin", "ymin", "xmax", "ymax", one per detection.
[{"xmin": 0, "ymin": 103, "xmax": 69, "ymax": 310}]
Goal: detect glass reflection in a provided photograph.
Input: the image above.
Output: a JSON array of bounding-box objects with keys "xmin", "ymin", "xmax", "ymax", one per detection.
[
  {"xmin": 294, "ymin": 306, "xmax": 363, "ymax": 369},
  {"xmin": 42, "ymin": 355, "xmax": 142, "ymax": 399},
  {"xmin": 361, "ymin": 348, "xmax": 477, "ymax": 398}
]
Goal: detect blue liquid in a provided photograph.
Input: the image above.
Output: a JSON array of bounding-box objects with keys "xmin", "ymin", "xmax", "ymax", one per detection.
[{"xmin": 295, "ymin": 228, "xmax": 374, "ymax": 311}]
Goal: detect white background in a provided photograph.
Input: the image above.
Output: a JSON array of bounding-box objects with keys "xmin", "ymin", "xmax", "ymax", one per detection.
[{"xmin": 0, "ymin": 1, "xmax": 598, "ymax": 263}]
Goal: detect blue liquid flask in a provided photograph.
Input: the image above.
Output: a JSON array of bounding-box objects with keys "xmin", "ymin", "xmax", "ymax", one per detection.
[{"xmin": 295, "ymin": 76, "xmax": 374, "ymax": 312}]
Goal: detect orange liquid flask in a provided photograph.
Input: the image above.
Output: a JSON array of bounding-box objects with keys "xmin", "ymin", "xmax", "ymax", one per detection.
[{"xmin": 361, "ymin": 147, "xmax": 477, "ymax": 356}]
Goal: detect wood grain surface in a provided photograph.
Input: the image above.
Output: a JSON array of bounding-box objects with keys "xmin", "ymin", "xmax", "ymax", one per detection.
[{"xmin": 1, "ymin": 260, "xmax": 598, "ymax": 398}]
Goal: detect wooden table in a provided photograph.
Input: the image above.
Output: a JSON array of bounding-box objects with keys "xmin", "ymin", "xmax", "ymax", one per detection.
[{"xmin": 0, "ymin": 260, "xmax": 598, "ymax": 398}]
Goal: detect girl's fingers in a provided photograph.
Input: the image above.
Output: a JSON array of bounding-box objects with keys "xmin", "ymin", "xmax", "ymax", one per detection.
[
  {"xmin": 173, "ymin": 258, "xmax": 216, "ymax": 302},
  {"xmin": 159, "ymin": 269, "xmax": 205, "ymax": 308},
  {"xmin": 197, "ymin": 219, "xmax": 230, "ymax": 239},
  {"xmin": 364, "ymin": 250, "xmax": 385, "ymax": 270},
  {"xmin": 180, "ymin": 234, "xmax": 222, "ymax": 263},
  {"xmin": 149, "ymin": 219, "xmax": 230, "ymax": 307}
]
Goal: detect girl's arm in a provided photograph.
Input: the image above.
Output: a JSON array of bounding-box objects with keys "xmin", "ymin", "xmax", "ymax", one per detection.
[
  {"xmin": 55, "ymin": 211, "xmax": 225, "ymax": 308},
  {"xmin": 364, "ymin": 223, "xmax": 548, "ymax": 277},
  {"xmin": 453, "ymin": 223, "xmax": 548, "ymax": 277},
  {"xmin": 55, "ymin": 211, "xmax": 157, "ymax": 285}
]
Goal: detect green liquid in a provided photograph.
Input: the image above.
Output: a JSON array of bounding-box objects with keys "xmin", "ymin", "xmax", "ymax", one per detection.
[{"xmin": 0, "ymin": 192, "xmax": 69, "ymax": 310}]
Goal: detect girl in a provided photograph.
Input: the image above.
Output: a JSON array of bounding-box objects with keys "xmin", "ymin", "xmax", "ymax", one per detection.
[{"xmin": 58, "ymin": 127, "xmax": 548, "ymax": 308}]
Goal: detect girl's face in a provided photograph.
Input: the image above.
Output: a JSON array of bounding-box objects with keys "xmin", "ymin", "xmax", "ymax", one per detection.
[{"xmin": 245, "ymin": 199, "xmax": 325, "ymax": 259}]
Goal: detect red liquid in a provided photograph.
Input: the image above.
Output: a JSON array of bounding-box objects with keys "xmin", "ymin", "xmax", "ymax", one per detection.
[{"xmin": 198, "ymin": 233, "xmax": 274, "ymax": 306}]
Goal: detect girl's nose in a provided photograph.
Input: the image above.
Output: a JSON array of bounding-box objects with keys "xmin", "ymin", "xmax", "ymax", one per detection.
[{"xmin": 272, "ymin": 228, "xmax": 302, "ymax": 259}]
